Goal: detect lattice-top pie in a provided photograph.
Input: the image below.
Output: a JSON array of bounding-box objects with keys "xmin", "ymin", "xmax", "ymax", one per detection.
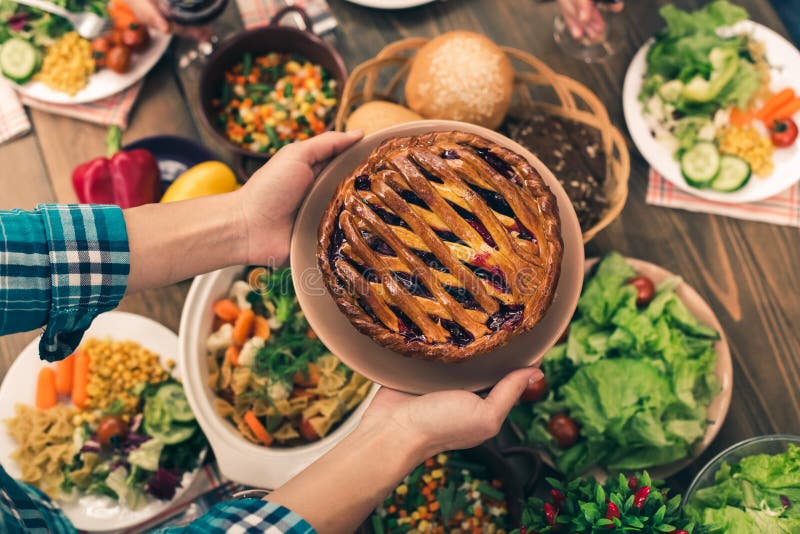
[{"xmin": 317, "ymin": 131, "xmax": 563, "ymax": 362}]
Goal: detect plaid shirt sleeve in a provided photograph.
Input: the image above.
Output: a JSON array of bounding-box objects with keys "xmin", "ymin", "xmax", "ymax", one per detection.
[
  {"xmin": 160, "ymin": 499, "xmax": 316, "ymax": 534},
  {"xmin": 0, "ymin": 204, "xmax": 129, "ymax": 361}
]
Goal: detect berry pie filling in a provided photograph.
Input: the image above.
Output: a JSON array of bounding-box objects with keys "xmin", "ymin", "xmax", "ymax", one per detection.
[{"xmin": 319, "ymin": 132, "xmax": 562, "ymax": 360}]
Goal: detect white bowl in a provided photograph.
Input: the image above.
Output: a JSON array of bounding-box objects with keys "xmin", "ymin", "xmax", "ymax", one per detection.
[{"xmin": 179, "ymin": 266, "xmax": 379, "ymax": 489}]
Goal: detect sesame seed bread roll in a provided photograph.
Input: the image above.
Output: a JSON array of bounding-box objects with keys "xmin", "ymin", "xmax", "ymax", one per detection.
[
  {"xmin": 405, "ymin": 31, "xmax": 514, "ymax": 130},
  {"xmin": 345, "ymin": 101, "xmax": 424, "ymax": 135}
]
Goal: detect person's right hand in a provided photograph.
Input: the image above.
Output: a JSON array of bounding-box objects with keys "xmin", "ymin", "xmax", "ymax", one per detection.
[{"xmin": 359, "ymin": 367, "xmax": 544, "ymax": 457}]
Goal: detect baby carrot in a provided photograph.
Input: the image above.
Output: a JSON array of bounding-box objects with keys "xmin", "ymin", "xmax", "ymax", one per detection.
[
  {"xmin": 54, "ymin": 353, "xmax": 75, "ymax": 395},
  {"xmin": 213, "ymin": 299, "xmax": 240, "ymax": 323},
  {"xmin": 729, "ymin": 106, "xmax": 753, "ymax": 126},
  {"xmin": 35, "ymin": 367, "xmax": 57, "ymax": 409},
  {"xmin": 232, "ymin": 308, "xmax": 255, "ymax": 346},
  {"xmin": 756, "ymin": 88, "xmax": 795, "ymax": 121},
  {"xmin": 253, "ymin": 315, "xmax": 271, "ymax": 340},
  {"xmin": 243, "ymin": 411, "xmax": 273, "ymax": 446},
  {"xmin": 226, "ymin": 345, "xmax": 240, "ymax": 367},
  {"xmin": 769, "ymin": 98, "xmax": 800, "ymax": 121},
  {"xmin": 72, "ymin": 351, "xmax": 90, "ymax": 409}
]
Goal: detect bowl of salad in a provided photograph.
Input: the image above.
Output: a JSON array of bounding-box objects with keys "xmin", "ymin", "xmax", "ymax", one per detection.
[
  {"xmin": 198, "ymin": 5, "xmax": 345, "ymax": 165},
  {"xmin": 683, "ymin": 435, "xmax": 800, "ymax": 531},
  {"xmin": 508, "ymin": 252, "xmax": 733, "ymax": 480},
  {"xmin": 179, "ymin": 265, "xmax": 378, "ymax": 489},
  {"xmin": 622, "ymin": 1, "xmax": 800, "ymax": 202}
]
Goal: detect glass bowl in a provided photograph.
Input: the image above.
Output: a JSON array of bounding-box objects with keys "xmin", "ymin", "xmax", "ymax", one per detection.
[{"xmin": 683, "ymin": 434, "xmax": 800, "ymax": 507}]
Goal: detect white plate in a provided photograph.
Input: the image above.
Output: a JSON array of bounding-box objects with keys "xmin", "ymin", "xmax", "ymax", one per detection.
[
  {"xmin": 13, "ymin": 29, "xmax": 171, "ymax": 105},
  {"xmin": 0, "ymin": 311, "xmax": 203, "ymax": 532},
  {"xmin": 534, "ymin": 257, "xmax": 733, "ymax": 481},
  {"xmin": 623, "ymin": 21, "xmax": 800, "ymax": 203},
  {"xmin": 345, "ymin": 0, "xmax": 435, "ymax": 9}
]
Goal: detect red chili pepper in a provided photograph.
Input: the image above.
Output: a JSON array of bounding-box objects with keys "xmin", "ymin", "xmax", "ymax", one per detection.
[
  {"xmin": 550, "ymin": 489, "xmax": 566, "ymax": 509},
  {"xmin": 544, "ymin": 502, "xmax": 556, "ymax": 525},
  {"xmin": 605, "ymin": 502, "xmax": 620, "ymax": 526},
  {"xmin": 628, "ymin": 475, "xmax": 638, "ymax": 490},
  {"xmin": 71, "ymin": 126, "xmax": 160, "ymax": 208},
  {"xmin": 633, "ymin": 486, "xmax": 651, "ymax": 509}
]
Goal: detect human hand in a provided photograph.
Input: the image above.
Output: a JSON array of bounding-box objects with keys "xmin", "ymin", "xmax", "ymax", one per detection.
[
  {"xmin": 360, "ymin": 367, "xmax": 545, "ymax": 459},
  {"xmin": 237, "ymin": 130, "xmax": 364, "ymax": 266},
  {"xmin": 556, "ymin": 0, "xmax": 610, "ymax": 41},
  {"xmin": 124, "ymin": 0, "xmax": 211, "ymax": 39}
]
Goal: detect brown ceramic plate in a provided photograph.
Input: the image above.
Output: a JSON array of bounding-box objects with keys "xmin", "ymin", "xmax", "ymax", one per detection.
[
  {"xmin": 290, "ymin": 120, "xmax": 584, "ymax": 394},
  {"xmin": 535, "ymin": 257, "xmax": 733, "ymax": 481}
]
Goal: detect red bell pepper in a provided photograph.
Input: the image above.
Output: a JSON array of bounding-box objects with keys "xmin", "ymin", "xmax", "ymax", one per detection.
[{"xmin": 72, "ymin": 127, "xmax": 160, "ymax": 208}]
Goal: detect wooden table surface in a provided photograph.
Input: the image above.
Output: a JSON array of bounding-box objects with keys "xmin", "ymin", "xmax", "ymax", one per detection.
[{"xmin": 1, "ymin": 0, "xmax": 797, "ymax": 491}]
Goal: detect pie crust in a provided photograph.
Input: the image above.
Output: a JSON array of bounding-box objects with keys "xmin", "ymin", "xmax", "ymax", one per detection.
[{"xmin": 317, "ymin": 131, "xmax": 563, "ymax": 362}]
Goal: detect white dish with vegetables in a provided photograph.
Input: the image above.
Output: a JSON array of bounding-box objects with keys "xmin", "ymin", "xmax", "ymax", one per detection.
[
  {"xmin": 623, "ymin": 2, "xmax": 800, "ymax": 203},
  {"xmin": 0, "ymin": 311, "xmax": 206, "ymax": 532},
  {"xmin": 179, "ymin": 266, "xmax": 379, "ymax": 489}
]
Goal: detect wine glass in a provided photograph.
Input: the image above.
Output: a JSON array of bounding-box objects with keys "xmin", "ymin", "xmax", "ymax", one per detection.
[
  {"xmin": 160, "ymin": 0, "xmax": 230, "ymax": 67},
  {"xmin": 553, "ymin": 0, "xmax": 625, "ymax": 63}
]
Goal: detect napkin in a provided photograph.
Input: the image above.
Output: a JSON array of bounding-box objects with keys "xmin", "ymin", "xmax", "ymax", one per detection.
[
  {"xmin": 0, "ymin": 80, "xmax": 143, "ymax": 145},
  {"xmin": 646, "ymin": 168, "xmax": 800, "ymax": 227},
  {"xmin": 235, "ymin": 0, "xmax": 337, "ymax": 32}
]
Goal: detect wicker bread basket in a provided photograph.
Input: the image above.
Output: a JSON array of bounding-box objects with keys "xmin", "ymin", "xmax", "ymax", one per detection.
[{"xmin": 334, "ymin": 38, "xmax": 630, "ymax": 243}]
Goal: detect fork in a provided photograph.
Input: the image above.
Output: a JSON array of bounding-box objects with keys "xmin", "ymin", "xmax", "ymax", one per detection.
[{"xmin": 13, "ymin": 0, "xmax": 108, "ymax": 39}]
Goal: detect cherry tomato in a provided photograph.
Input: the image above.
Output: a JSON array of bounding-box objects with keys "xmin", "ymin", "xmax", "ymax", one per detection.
[
  {"xmin": 110, "ymin": 28, "xmax": 124, "ymax": 45},
  {"xmin": 769, "ymin": 118, "xmax": 798, "ymax": 148},
  {"xmin": 90, "ymin": 36, "xmax": 112, "ymax": 69},
  {"xmin": 96, "ymin": 416, "xmax": 128, "ymax": 448},
  {"xmin": 121, "ymin": 23, "xmax": 150, "ymax": 52},
  {"xmin": 547, "ymin": 413, "xmax": 579, "ymax": 448},
  {"xmin": 520, "ymin": 376, "xmax": 548, "ymax": 402},
  {"xmin": 106, "ymin": 45, "xmax": 131, "ymax": 74},
  {"xmin": 628, "ymin": 275, "xmax": 655, "ymax": 306},
  {"xmin": 299, "ymin": 419, "xmax": 319, "ymax": 442}
]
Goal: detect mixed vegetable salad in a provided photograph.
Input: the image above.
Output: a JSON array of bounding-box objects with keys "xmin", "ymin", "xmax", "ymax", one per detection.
[
  {"xmin": 371, "ymin": 452, "xmax": 509, "ymax": 534},
  {"xmin": 212, "ymin": 52, "xmax": 338, "ymax": 154},
  {"xmin": 207, "ymin": 267, "xmax": 371, "ymax": 447},
  {"xmin": 685, "ymin": 444, "xmax": 800, "ymax": 533},
  {"xmin": 509, "ymin": 253, "xmax": 720, "ymax": 476},
  {"xmin": 5, "ymin": 338, "xmax": 205, "ymax": 508},
  {"xmin": 514, "ymin": 471, "xmax": 692, "ymax": 533},
  {"xmin": 639, "ymin": 1, "xmax": 799, "ymax": 192}
]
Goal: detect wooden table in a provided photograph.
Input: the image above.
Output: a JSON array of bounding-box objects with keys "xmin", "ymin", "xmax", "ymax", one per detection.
[{"xmin": 1, "ymin": 0, "xmax": 797, "ymax": 491}]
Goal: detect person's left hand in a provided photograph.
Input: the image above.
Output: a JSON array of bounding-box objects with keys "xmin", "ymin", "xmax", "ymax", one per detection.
[
  {"xmin": 237, "ymin": 130, "xmax": 364, "ymax": 266},
  {"xmin": 124, "ymin": 0, "xmax": 212, "ymax": 39},
  {"xmin": 360, "ymin": 367, "xmax": 545, "ymax": 458}
]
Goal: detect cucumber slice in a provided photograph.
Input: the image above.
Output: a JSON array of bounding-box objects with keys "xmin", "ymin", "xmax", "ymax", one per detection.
[
  {"xmin": 155, "ymin": 383, "xmax": 195, "ymax": 423},
  {"xmin": 143, "ymin": 420, "xmax": 196, "ymax": 445},
  {"xmin": 0, "ymin": 38, "xmax": 39, "ymax": 83},
  {"xmin": 681, "ymin": 142, "xmax": 720, "ymax": 188},
  {"xmin": 710, "ymin": 155, "xmax": 751, "ymax": 192}
]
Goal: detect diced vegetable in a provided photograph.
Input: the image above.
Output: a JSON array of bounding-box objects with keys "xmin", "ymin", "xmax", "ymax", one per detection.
[
  {"xmin": 243, "ymin": 411, "xmax": 273, "ymax": 446},
  {"xmin": 71, "ymin": 351, "xmax": 90, "ymax": 409},
  {"xmin": 35, "ymin": 367, "xmax": 57, "ymax": 409},
  {"xmin": 213, "ymin": 298, "xmax": 240, "ymax": 322},
  {"xmin": 233, "ymin": 308, "xmax": 255, "ymax": 346},
  {"xmin": 55, "ymin": 354, "xmax": 75, "ymax": 395}
]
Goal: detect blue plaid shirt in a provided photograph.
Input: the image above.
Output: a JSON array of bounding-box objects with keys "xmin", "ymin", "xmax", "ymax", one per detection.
[{"xmin": 0, "ymin": 205, "xmax": 315, "ymax": 534}]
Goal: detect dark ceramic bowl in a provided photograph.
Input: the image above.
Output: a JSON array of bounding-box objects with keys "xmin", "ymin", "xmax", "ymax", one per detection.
[
  {"xmin": 357, "ymin": 444, "xmax": 541, "ymax": 533},
  {"xmin": 198, "ymin": 6, "xmax": 347, "ymax": 171},
  {"xmin": 124, "ymin": 134, "xmax": 217, "ymax": 194}
]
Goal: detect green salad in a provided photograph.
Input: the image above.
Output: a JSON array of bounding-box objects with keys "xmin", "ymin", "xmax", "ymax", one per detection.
[
  {"xmin": 509, "ymin": 253, "xmax": 721, "ymax": 476},
  {"xmin": 685, "ymin": 444, "xmax": 800, "ymax": 533},
  {"xmin": 639, "ymin": 1, "xmax": 767, "ymax": 191}
]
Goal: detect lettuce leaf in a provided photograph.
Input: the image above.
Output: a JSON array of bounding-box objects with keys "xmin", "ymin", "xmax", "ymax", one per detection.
[{"xmin": 660, "ymin": 1, "xmax": 748, "ymax": 37}]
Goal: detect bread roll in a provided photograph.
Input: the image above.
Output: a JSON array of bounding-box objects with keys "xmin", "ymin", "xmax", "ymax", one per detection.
[
  {"xmin": 405, "ymin": 31, "xmax": 514, "ymax": 129},
  {"xmin": 345, "ymin": 101, "xmax": 423, "ymax": 135}
]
